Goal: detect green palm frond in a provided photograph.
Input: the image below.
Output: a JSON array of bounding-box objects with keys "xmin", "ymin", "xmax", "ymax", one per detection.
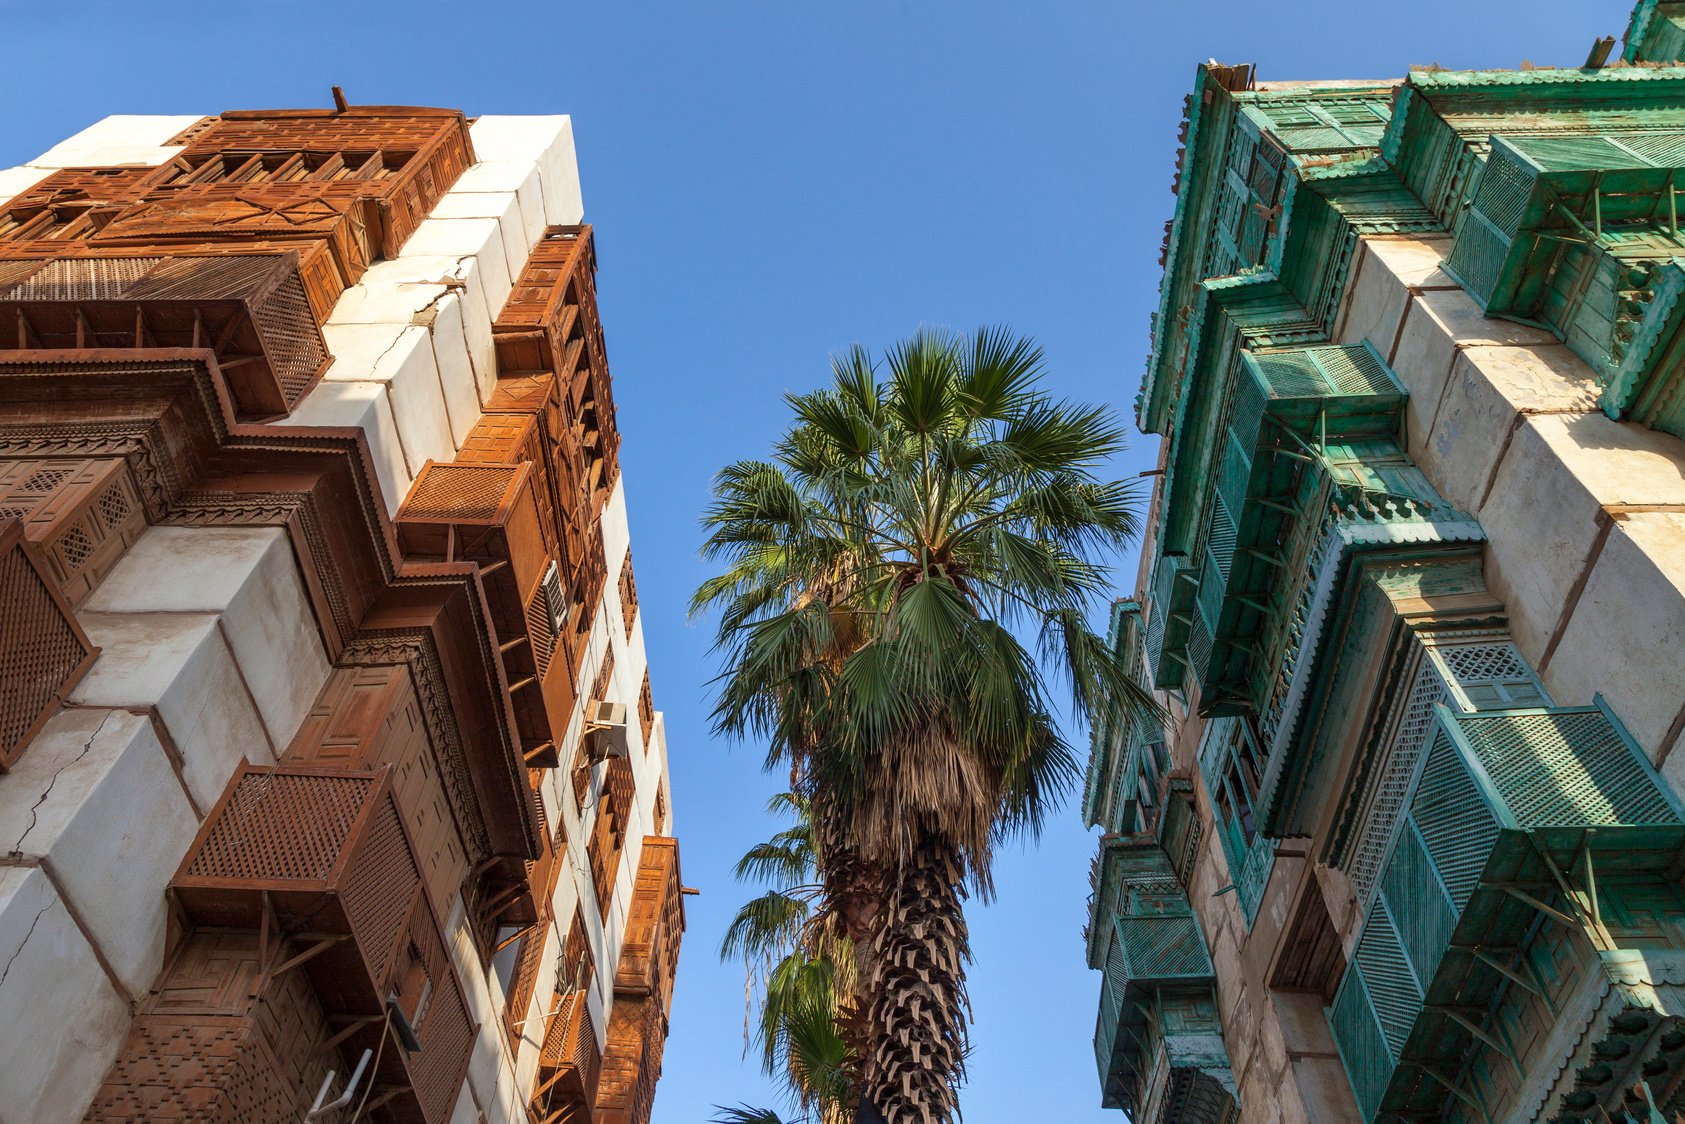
[
  {"xmin": 720, "ymin": 890, "xmax": 811, "ymax": 963},
  {"xmin": 710, "ymin": 1105, "xmax": 800, "ymax": 1124}
]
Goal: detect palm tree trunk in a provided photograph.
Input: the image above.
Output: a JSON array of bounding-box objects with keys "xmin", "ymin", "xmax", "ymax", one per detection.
[
  {"xmin": 813, "ymin": 825, "xmax": 881, "ymax": 1116},
  {"xmin": 856, "ymin": 840, "xmax": 969, "ymax": 1124}
]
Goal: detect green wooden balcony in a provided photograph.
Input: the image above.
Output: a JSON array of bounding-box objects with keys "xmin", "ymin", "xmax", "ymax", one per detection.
[
  {"xmin": 1179, "ymin": 343, "xmax": 1407, "ymax": 710},
  {"xmin": 1327, "ymin": 700, "xmax": 1685, "ymax": 1122},
  {"xmin": 1444, "ymin": 133, "xmax": 1685, "ymax": 316},
  {"xmin": 1438, "ymin": 132, "xmax": 1685, "ymax": 442},
  {"xmin": 1596, "ymin": 254, "xmax": 1685, "ymax": 441},
  {"xmin": 1145, "ymin": 551, "xmax": 1195, "ymax": 687},
  {"xmin": 1089, "ymin": 840, "xmax": 1234, "ymax": 1122}
]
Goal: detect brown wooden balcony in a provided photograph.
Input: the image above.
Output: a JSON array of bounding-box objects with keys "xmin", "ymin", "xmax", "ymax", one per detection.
[
  {"xmin": 164, "ymin": 108, "xmax": 476, "ymax": 259},
  {"xmin": 171, "ymin": 763, "xmax": 476, "ymax": 1124},
  {"xmin": 0, "ymin": 249, "xmax": 329, "ymax": 417},
  {"xmin": 396, "ymin": 458, "xmax": 608, "ymax": 769},
  {"xmin": 615, "ymin": 838, "xmax": 684, "ymax": 1013},
  {"xmin": 397, "ymin": 460, "xmax": 561, "ymax": 767},
  {"xmin": 492, "ymin": 227, "xmax": 620, "ymax": 517},
  {"xmin": 532, "ymin": 989, "xmax": 602, "ymax": 1124}
]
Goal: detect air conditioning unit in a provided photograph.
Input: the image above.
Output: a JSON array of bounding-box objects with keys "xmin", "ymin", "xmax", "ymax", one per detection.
[{"xmin": 583, "ymin": 699, "xmax": 629, "ymax": 759}]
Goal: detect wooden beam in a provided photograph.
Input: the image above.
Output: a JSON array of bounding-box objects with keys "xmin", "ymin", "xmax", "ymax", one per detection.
[
  {"xmin": 1498, "ymin": 884, "xmax": 1580, "ymax": 929},
  {"xmin": 1418, "ymin": 1065, "xmax": 1492, "ymax": 1123},
  {"xmin": 1576, "ymin": 829, "xmax": 1602, "ymax": 931},
  {"xmin": 1442, "ymin": 1007, "xmax": 1523, "ymax": 1079},
  {"xmin": 268, "ymin": 934, "xmax": 349, "ymax": 979},
  {"xmin": 1469, "ymin": 947, "xmax": 1544, "ymax": 1003},
  {"xmin": 313, "ymin": 1014, "xmax": 382, "ymax": 1058}
]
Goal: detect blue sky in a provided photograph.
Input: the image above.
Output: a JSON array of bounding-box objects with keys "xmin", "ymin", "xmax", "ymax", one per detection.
[{"xmin": 0, "ymin": 0, "xmax": 1618, "ymax": 1119}]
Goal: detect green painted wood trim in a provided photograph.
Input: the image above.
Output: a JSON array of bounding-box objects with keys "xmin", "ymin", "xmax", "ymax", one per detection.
[
  {"xmin": 1593, "ymin": 692, "xmax": 1685, "ymax": 819},
  {"xmin": 1143, "ymin": 65, "xmax": 1224, "ymax": 435},
  {"xmin": 1431, "ymin": 701, "xmax": 1521, "ymax": 830},
  {"xmin": 1627, "ymin": 0, "xmax": 1662, "ymax": 63}
]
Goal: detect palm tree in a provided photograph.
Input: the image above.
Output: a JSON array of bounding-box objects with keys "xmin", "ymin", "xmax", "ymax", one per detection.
[
  {"xmin": 720, "ymin": 793, "xmax": 854, "ymax": 1121},
  {"xmin": 694, "ymin": 327, "xmax": 1153, "ymax": 1124}
]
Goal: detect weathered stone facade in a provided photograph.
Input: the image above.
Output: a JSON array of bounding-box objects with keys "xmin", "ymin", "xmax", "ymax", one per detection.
[{"xmin": 1085, "ymin": 6, "xmax": 1685, "ymax": 1121}]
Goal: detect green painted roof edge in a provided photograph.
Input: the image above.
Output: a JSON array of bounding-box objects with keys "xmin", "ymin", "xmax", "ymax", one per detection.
[
  {"xmin": 1140, "ymin": 64, "xmax": 1220, "ymax": 435},
  {"xmin": 1626, "ymin": 0, "xmax": 1661, "ymax": 62},
  {"xmin": 1406, "ymin": 62, "xmax": 1685, "ymax": 88}
]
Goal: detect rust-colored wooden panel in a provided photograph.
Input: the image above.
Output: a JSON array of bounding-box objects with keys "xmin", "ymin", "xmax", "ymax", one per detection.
[
  {"xmin": 617, "ymin": 547, "xmax": 637, "ymax": 637},
  {"xmin": 0, "ymin": 167, "xmax": 168, "ymax": 243},
  {"xmin": 605, "ymin": 758, "xmax": 635, "ymax": 838},
  {"xmin": 458, "ymin": 411, "xmax": 539, "ymax": 465},
  {"xmin": 587, "ymin": 781, "xmax": 626, "ymax": 919},
  {"xmin": 95, "ymin": 189, "xmax": 381, "ymax": 293},
  {"xmin": 504, "ymin": 918, "xmax": 549, "ymax": 1046},
  {"xmin": 287, "ymin": 662, "xmax": 407, "ymax": 764},
  {"xmin": 591, "ymin": 648, "xmax": 615, "ymax": 704},
  {"xmin": 85, "ymin": 930, "xmax": 347, "ymax": 1123},
  {"xmin": 0, "ymin": 457, "xmax": 146, "ymax": 605},
  {"xmin": 594, "ymin": 995, "xmax": 665, "ymax": 1124},
  {"xmin": 638, "ymin": 671, "xmax": 654, "ymax": 750},
  {"xmin": 148, "ymin": 930, "xmax": 265, "ymax": 1017},
  {"xmin": 0, "ymin": 518, "xmax": 98, "ymax": 771},
  {"xmin": 531, "ymin": 987, "xmax": 600, "ymax": 1122}
]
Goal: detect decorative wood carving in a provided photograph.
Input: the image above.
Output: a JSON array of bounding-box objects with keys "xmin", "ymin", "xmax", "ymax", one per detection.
[{"xmin": 0, "ymin": 457, "xmax": 145, "ymax": 604}]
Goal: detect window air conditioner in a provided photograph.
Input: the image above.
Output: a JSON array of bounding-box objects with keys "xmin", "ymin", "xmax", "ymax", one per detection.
[{"xmin": 584, "ymin": 699, "xmax": 629, "ymax": 759}]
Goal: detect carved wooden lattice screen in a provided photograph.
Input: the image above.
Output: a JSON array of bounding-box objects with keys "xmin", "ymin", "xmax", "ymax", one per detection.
[
  {"xmin": 0, "ymin": 518, "xmax": 97, "ymax": 769},
  {"xmin": 0, "ymin": 458, "xmax": 146, "ymax": 605},
  {"xmin": 164, "ymin": 763, "xmax": 475, "ymax": 1122}
]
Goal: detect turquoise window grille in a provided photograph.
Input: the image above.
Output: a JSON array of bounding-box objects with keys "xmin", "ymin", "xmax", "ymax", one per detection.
[
  {"xmin": 1346, "ymin": 636, "xmax": 1552, "ymax": 910},
  {"xmin": 1200, "ymin": 716, "xmax": 1278, "ymax": 925}
]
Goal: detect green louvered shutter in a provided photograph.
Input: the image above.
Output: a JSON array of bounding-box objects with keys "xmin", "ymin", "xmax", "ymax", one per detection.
[
  {"xmin": 1329, "ymin": 964, "xmax": 1393, "ymax": 1123},
  {"xmin": 1411, "ymin": 728, "xmax": 1502, "ymax": 911},
  {"xmin": 1380, "ymin": 819, "xmax": 1458, "ymax": 987},
  {"xmin": 1445, "ymin": 145, "xmax": 1536, "ymax": 307},
  {"xmin": 1353, "ymin": 899, "xmax": 1424, "ymax": 1060}
]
